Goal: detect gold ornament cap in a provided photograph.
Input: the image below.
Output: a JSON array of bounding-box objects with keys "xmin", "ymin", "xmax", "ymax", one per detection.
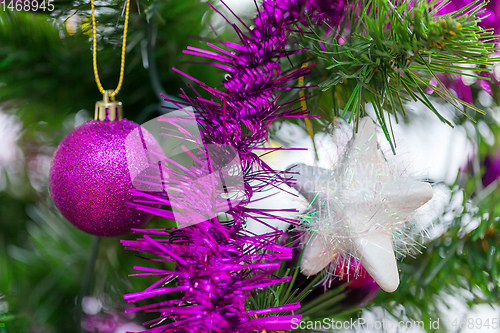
[{"xmin": 95, "ymin": 90, "xmax": 123, "ymax": 121}]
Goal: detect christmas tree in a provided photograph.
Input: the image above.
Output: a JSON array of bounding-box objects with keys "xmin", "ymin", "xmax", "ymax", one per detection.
[{"xmin": 1, "ymin": 0, "xmax": 500, "ymax": 332}]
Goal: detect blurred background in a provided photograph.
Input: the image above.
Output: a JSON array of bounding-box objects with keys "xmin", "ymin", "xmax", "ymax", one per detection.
[{"xmin": 1, "ymin": 0, "xmax": 500, "ymax": 332}]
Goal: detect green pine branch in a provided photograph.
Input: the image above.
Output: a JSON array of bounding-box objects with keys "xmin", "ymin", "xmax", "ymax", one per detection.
[{"xmin": 303, "ymin": 0, "xmax": 498, "ymax": 152}]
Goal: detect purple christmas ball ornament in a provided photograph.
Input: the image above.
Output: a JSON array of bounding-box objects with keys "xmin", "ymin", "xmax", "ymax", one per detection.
[{"xmin": 49, "ymin": 119, "xmax": 155, "ymax": 237}]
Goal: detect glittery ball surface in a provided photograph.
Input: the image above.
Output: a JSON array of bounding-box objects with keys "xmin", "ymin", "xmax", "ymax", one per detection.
[{"xmin": 49, "ymin": 119, "xmax": 154, "ymax": 237}]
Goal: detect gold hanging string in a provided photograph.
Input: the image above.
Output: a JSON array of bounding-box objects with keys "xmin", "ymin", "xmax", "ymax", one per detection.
[{"xmin": 91, "ymin": 0, "xmax": 130, "ymax": 98}]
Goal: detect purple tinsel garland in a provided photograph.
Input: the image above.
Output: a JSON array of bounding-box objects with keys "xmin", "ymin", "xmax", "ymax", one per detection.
[{"xmin": 123, "ymin": 1, "xmax": 345, "ymax": 332}]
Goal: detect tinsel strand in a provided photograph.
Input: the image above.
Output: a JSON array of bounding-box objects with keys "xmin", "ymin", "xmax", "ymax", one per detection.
[{"xmin": 123, "ymin": 1, "xmax": 346, "ymax": 332}]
